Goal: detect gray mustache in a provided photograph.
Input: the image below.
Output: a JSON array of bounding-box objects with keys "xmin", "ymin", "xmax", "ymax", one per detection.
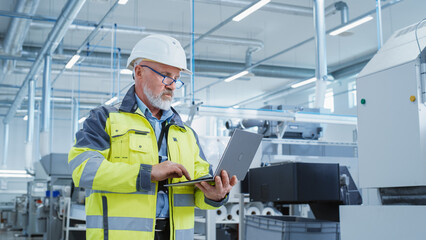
[{"xmin": 161, "ymin": 89, "xmax": 173, "ymax": 97}]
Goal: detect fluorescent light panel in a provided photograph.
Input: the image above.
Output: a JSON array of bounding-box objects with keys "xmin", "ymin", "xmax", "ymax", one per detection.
[
  {"xmin": 0, "ymin": 170, "xmax": 27, "ymax": 174},
  {"xmin": 329, "ymin": 15, "xmax": 374, "ymax": 36},
  {"xmin": 232, "ymin": 0, "xmax": 271, "ymax": 22},
  {"xmin": 224, "ymin": 70, "xmax": 249, "ymax": 82},
  {"xmin": 120, "ymin": 69, "xmax": 132, "ymax": 75},
  {"xmin": 0, "ymin": 174, "xmax": 33, "ymax": 178},
  {"xmin": 65, "ymin": 55, "xmax": 80, "ymax": 69},
  {"xmin": 105, "ymin": 96, "xmax": 118, "ymax": 105},
  {"xmin": 118, "ymin": 0, "xmax": 128, "ymax": 4},
  {"xmin": 291, "ymin": 77, "xmax": 317, "ymax": 88}
]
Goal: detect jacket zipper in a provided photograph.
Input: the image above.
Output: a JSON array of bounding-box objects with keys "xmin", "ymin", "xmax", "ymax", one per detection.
[{"xmin": 102, "ymin": 196, "xmax": 108, "ymax": 240}]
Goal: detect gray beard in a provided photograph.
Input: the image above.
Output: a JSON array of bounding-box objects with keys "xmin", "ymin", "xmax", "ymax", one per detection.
[{"xmin": 143, "ymin": 85, "xmax": 172, "ymax": 111}]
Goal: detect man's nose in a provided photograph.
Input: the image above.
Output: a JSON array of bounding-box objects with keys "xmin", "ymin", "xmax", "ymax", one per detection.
[{"xmin": 167, "ymin": 81, "xmax": 176, "ymax": 91}]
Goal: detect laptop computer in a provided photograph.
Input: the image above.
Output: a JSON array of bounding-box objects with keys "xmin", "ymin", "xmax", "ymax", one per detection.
[{"xmin": 164, "ymin": 129, "xmax": 263, "ymax": 187}]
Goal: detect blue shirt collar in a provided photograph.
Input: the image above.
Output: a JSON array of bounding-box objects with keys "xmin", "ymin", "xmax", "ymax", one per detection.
[{"xmin": 134, "ymin": 93, "xmax": 174, "ymax": 122}]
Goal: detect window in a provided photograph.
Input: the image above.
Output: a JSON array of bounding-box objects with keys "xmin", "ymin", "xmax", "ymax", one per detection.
[
  {"xmin": 348, "ymin": 81, "xmax": 357, "ymax": 108},
  {"xmin": 308, "ymin": 88, "xmax": 334, "ymax": 112}
]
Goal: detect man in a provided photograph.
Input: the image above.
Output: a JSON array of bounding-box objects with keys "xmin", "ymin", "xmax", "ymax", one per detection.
[{"xmin": 68, "ymin": 34, "xmax": 237, "ymax": 240}]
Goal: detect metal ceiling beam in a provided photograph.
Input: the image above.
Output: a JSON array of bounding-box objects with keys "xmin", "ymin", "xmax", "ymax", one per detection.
[
  {"xmin": 52, "ymin": 0, "xmax": 122, "ymax": 89},
  {"xmin": 0, "ymin": 8, "xmax": 264, "ymax": 50},
  {"xmin": 183, "ymin": 0, "xmax": 263, "ymax": 50},
  {"xmin": 0, "ymin": 45, "xmax": 315, "ymax": 80},
  {"xmin": 30, "ymin": 21, "xmax": 264, "ymax": 50},
  {"xmin": 176, "ymin": 0, "xmax": 347, "ymax": 17},
  {"xmin": 196, "ymin": 0, "xmax": 402, "ymax": 99},
  {"xmin": 3, "ymin": 0, "xmax": 86, "ymax": 124},
  {"xmin": 177, "ymin": 0, "xmax": 311, "ymax": 16},
  {"xmin": 231, "ymin": 51, "xmax": 380, "ymax": 108}
]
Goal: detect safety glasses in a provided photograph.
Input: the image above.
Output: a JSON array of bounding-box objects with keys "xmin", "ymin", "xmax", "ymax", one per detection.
[{"xmin": 139, "ymin": 65, "xmax": 184, "ymax": 89}]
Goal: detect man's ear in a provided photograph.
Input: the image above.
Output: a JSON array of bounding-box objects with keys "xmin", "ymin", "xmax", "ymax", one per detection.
[{"xmin": 134, "ymin": 66, "xmax": 143, "ymax": 80}]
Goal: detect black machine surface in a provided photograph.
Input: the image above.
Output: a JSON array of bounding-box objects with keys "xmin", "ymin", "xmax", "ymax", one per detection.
[{"xmin": 248, "ymin": 162, "xmax": 361, "ymax": 221}]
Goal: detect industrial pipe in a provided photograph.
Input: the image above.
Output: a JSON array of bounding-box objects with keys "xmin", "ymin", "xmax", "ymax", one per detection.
[{"xmin": 313, "ymin": 0, "xmax": 328, "ymax": 109}]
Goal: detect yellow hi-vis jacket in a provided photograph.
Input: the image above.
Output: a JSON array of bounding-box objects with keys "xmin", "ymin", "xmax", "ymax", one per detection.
[{"xmin": 68, "ymin": 85, "xmax": 225, "ymax": 240}]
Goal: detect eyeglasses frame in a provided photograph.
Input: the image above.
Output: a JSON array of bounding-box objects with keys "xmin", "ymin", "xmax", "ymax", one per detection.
[{"xmin": 138, "ymin": 65, "xmax": 184, "ymax": 89}]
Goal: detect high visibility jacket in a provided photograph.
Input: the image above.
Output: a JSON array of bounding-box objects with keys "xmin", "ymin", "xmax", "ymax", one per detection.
[{"xmin": 68, "ymin": 85, "xmax": 223, "ymax": 240}]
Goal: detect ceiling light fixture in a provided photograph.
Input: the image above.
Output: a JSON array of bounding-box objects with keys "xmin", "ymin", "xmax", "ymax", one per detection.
[
  {"xmin": 118, "ymin": 0, "xmax": 128, "ymax": 5},
  {"xmin": 232, "ymin": 0, "xmax": 271, "ymax": 22},
  {"xmin": 65, "ymin": 54, "xmax": 80, "ymax": 69},
  {"xmin": 224, "ymin": 70, "xmax": 249, "ymax": 82},
  {"xmin": 105, "ymin": 96, "xmax": 118, "ymax": 105},
  {"xmin": 78, "ymin": 116, "xmax": 87, "ymax": 124},
  {"xmin": 0, "ymin": 170, "xmax": 27, "ymax": 174},
  {"xmin": 329, "ymin": 15, "xmax": 374, "ymax": 36},
  {"xmin": 291, "ymin": 77, "xmax": 317, "ymax": 88},
  {"xmin": 0, "ymin": 173, "xmax": 33, "ymax": 178},
  {"xmin": 120, "ymin": 69, "xmax": 132, "ymax": 75}
]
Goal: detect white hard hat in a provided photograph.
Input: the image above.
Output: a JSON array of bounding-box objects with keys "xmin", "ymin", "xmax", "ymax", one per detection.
[{"xmin": 126, "ymin": 34, "xmax": 192, "ymax": 75}]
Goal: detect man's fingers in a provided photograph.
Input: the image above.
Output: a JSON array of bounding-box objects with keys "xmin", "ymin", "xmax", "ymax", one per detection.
[
  {"xmin": 195, "ymin": 183, "xmax": 206, "ymax": 192},
  {"xmin": 221, "ymin": 170, "xmax": 230, "ymax": 187},
  {"xmin": 230, "ymin": 176, "xmax": 238, "ymax": 186},
  {"xmin": 215, "ymin": 176, "xmax": 224, "ymax": 192},
  {"xmin": 201, "ymin": 181, "xmax": 214, "ymax": 191},
  {"xmin": 179, "ymin": 165, "xmax": 191, "ymax": 181},
  {"xmin": 177, "ymin": 167, "xmax": 184, "ymax": 177}
]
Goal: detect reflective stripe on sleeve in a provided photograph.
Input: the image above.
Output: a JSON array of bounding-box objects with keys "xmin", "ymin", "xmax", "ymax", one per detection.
[
  {"xmin": 79, "ymin": 154, "xmax": 103, "ymax": 188},
  {"xmin": 69, "ymin": 152, "xmax": 92, "ymax": 172},
  {"xmin": 69, "ymin": 151, "xmax": 104, "ymax": 173},
  {"xmin": 175, "ymin": 228, "xmax": 194, "ymax": 240},
  {"xmin": 173, "ymin": 194, "xmax": 195, "ymax": 207},
  {"xmin": 85, "ymin": 183, "xmax": 156, "ymax": 198},
  {"xmin": 86, "ymin": 215, "xmax": 154, "ymax": 232}
]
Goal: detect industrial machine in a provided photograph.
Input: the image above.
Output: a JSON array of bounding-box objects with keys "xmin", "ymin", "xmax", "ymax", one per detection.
[
  {"xmin": 248, "ymin": 162, "xmax": 361, "ymax": 222},
  {"xmin": 40, "ymin": 153, "xmax": 85, "ymax": 240},
  {"xmin": 24, "ymin": 180, "xmax": 47, "ymax": 237},
  {"xmin": 340, "ymin": 21, "xmax": 426, "ymax": 239},
  {"xmin": 225, "ymin": 105, "xmax": 323, "ymax": 140}
]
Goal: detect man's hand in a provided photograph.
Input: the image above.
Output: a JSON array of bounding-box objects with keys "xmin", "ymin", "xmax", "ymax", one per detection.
[
  {"xmin": 151, "ymin": 161, "xmax": 191, "ymax": 182},
  {"xmin": 195, "ymin": 170, "xmax": 237, "ymax": 201}
]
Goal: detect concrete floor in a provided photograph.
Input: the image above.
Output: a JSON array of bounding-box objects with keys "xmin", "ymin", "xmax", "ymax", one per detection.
[{"xmin": 0, "ymin": 229, "xmax": 44, "ymax": 240}]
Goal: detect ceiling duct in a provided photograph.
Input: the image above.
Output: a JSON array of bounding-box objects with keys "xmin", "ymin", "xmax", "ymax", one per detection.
[
  {"xmin": 0, "ymin": 0, "xmax": 40, "ymax": 83},
  {"xmin": 3, "ymin": 0, "xmax": 87, "ymax": 124}
]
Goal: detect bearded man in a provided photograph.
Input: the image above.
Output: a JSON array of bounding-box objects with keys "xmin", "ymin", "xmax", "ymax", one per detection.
[{"xmin": 68, "ymin": 34, "xmax": 237, "ymax": 240}]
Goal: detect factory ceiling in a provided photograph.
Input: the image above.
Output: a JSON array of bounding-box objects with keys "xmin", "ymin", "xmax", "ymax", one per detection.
[{"xmin": 0, "ymin": 0, "xmax": 425, "ymax": 118}]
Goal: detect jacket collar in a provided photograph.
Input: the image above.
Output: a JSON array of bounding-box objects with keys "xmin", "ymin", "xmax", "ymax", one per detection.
[{"xmin": 119, "ymin": 84, "xmax": 186, "ymax": 129}]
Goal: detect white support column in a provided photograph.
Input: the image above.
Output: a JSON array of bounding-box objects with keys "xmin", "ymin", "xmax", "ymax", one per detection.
[
  {"xmin": 1, "ymin": 123, "xmax": 9, "ymax": 168},
  {"xmin": 376, "ymin": 0, "xmax": 383, "ymax": 49},
  {"xmin": 313, "ymin": 0, "xmax": 328, "ymax": 109},
  {"xmin": 71, "ymin": 98, "xmax": 79, "ymax": 143},
  {"xmin": 25, "ymin": 78, "xmax": 36, "ymax": 171},
  {"xmin": 205, "ymin": 209, "xmax": 216, "ymax": 240},
  {"xmin": 40, "ymin": 54, "xmax": 51, "ymax": 157}
]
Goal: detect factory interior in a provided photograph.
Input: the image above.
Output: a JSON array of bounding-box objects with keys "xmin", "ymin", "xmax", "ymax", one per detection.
[{"xmin": 0, "ymin": 0, "xmax": 426, "ymax": 239}]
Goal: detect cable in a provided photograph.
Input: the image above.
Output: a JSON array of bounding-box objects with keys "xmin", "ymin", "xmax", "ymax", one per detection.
[{"xmin": 415, "ymin": 18, "xmax": 426, "ymax": 60}]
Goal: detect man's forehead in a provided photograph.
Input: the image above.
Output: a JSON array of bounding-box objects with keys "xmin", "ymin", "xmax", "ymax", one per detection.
[{"xmin": 141, "ymin": 60, "xmax": 181, "ymax": 73}]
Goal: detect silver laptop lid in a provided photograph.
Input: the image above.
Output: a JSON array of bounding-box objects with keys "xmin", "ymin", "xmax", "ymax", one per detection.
[{"xmin": 213, "ymin": 129, "xmax": 263, "ymax": 181}]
